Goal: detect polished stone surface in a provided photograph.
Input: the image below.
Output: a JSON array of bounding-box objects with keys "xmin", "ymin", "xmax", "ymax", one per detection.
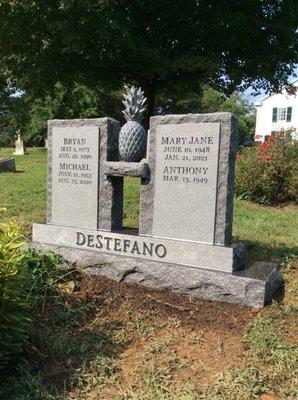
[
  {"xmin": 47, "ymin": 118, "xmax": 120, "ymax": 231},
  {"xmin": 140, "ymin": 113, "xmax": 238, "ymax": 246},
  {"xmin": 49, "ymin": 121, "xmax": 101, "ymax": 229},
  {"xmin": 153, "ymin": 123, "xmax": 220, "ymax": 243},
  {"xmin": 33, "ymin": 223, "xmax": 243, "ymax": 272},
  {"xmin": 32, "ymin": 112, "xmax": 273, "ymax": 307}
]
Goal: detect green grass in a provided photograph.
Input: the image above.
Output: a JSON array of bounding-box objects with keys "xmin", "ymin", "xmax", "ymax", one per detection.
[
  {"xmin": 1, "ymin": 148, "xmax": 297, "ymax": 262},
  {"xmin": 234, "ymin": 199, "xmax": 298, "ymax": 262},
  {"xmin": 0, "ymin": 147, "xmax": 297, "ymax": 399},
  {"xmin": 123, "ymin": 176, "xmax": 140, "ymax": 229},
  {"xmin": 0, "ymin": 148, "xmax": 47, "ymax": 234}
]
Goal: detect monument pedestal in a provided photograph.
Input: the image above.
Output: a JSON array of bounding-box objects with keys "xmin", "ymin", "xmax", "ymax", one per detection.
[
  {"xmin": 33, "ymin": 223, "xmax": 245, "ymax": 273},
  {"xmin": 32, "ymin": 237, "xmax": 282, "ymax": 308}
]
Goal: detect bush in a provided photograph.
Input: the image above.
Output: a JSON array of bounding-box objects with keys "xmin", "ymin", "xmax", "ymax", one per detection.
[
  {"xmin": 235, "ymin": 137, "xmax": 298, "ymax": 204},
  {"xmin": 0, "ymin": 213, "xmax": 30, "ymax": 367},
  {"xmin": 0, "ymin": 210, "xmax": 63, "ymax": 368}
]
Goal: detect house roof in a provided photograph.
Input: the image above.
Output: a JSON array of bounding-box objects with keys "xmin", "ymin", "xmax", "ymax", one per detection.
[{"xmin": 254, "ymin": 77, "xmax": 298, "ymax": 106}]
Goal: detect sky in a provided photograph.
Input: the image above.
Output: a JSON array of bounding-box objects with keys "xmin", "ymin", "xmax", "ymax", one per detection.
[{"xmin": 245, "ymin": 65, "xmax": 298, "ymax": 104}]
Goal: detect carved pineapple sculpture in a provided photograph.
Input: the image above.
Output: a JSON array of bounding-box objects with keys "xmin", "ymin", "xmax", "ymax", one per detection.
[{"xmin": 119, "ymin": 85, "xmax": 147, "ymax": 162}]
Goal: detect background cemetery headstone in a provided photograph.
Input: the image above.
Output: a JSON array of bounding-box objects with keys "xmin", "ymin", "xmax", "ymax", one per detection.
[
  {"xmin": 33, "ymin": 112, "xmax": 282, "ymax": 307},
  {"xmin": 0, "ymin": 157, "xmax": 16, "ymax": 172},
  {"xmin": 13, "ymin": 132, "xmax": 27, "ymax": 155}
]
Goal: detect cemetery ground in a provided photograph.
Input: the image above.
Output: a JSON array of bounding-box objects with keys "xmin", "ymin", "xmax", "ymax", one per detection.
[{"xmin": 0, "ymin": 148, "xmax": 297, "ymax": 399}]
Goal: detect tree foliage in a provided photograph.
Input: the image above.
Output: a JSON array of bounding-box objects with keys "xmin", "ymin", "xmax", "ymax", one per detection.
[
  {"xmin": 200, "ymin": 86, "xmax": 255, "ymax": 143},
  {"xmin": 0, "ymin": 0, "xmax": 297, "ymax": 118},
  {"xmin": 0, "ymin": 84, "xmax": 254, "ymax": 146},
  {"xmin": 1, "ymin": 83, "xmax": 123, "ymax": 146},
  {"xmin": 0, "ymin": 1, "xmax": 296, "ymax": 144}
]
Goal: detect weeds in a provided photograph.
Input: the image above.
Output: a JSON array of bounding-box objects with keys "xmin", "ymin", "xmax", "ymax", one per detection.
[
  {"xmin": 70, "ymin": 354, "xmax": 119, "ymax": 394},
  {"xmin": 203, "ymin": 365, "xmax": 269, "ymax": 400},
  {"xmin": 0, "ymin": 366, "xmax": 58, "ymax": 400},
  {"xmin": 116, "ymin": 361, "xmax": 197, "ymax": 400},
  {"xmin": 126, "ymin": 312, "xmax": 163, "ymax": 339},
  {"xmin": 201, "ymin": 313, "xmax": 298, "ymax": 399},
  {"xmin": 245, "ymin": 315, "xmax": 297, "ymax": 368},
  {"xmin": 147, "ymin": 336, "xmax": 173, "ymax": 354}
]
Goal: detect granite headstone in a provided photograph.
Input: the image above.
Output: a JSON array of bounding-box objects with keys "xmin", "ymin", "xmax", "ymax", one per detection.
[
  {"xmin": 0, "ymin": 158, "xmax": 16, "ymax": 172},
  {"xmin": 32, "ymin": 113, "xmax": 282, "ymax": 307}
]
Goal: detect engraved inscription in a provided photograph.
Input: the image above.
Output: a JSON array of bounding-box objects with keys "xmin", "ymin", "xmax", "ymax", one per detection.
[
  {"xmin": 76, "ymin": 231, "xmax": 167, "ymax": 258},
  {"xmin": 55, "ymin": 137, "xmax": 93, "ymax": 186},
  {"xmin": 153, "ymin": 123, "xmax": 220, "ymax": 244},
  {"xmin": 51, "ymin": 125, "xmax": 100, "ymax": 229}
]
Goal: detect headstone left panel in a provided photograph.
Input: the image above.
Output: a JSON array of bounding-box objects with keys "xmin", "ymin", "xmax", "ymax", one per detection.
[{"xmin": 50, "ymin": 124, "xmax": 100, "ymax": 229}]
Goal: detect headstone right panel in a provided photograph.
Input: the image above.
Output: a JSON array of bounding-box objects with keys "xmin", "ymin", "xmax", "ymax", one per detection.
[{"xmin": 152, "ymin": 123, "xmax": 220, "ymax": 244}]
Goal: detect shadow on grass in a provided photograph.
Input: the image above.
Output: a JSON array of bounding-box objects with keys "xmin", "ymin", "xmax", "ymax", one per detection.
[
  {"xmin": 234, "ymin": 238, "xmax": 297, "ymax": 264},
  {"xmin": 41, "ymin": 304, "xmax": 131, "ymax": 396},
  {"xmin": 0, "ymin": 293, "xmax": 132, "ymax": 399}
]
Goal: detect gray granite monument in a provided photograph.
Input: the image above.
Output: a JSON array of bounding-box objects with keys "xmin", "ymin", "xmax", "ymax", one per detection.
[
  {"xmin": 32, "ymin": 111, "xmax": 282, "ymax": 308},
  {"xmin": 0, "ymin": 157, "xmax": 16, "ymax": 172}
]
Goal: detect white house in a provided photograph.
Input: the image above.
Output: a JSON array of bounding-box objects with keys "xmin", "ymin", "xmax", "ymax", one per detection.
[{"xmin": 254, "ymin": 78, "xmax": 298, "ymax": 142}]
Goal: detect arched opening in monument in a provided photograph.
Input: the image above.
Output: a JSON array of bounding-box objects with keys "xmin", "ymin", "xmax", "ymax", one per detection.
[{"xmin": 122, "ymin": 177, "xmax": 141, "ymax": 233}]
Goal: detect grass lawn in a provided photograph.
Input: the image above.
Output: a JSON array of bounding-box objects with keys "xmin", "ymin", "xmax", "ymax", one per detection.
[
  {"xmin": 0, "ymin": 148, "xmax": 47, "ymax": 232},
  {"xmin": 1, "ymin": 147, "xmax": 297, "ymax": 261},
  {"xmin": 0, "ymin": 147, "xmax": 297, "ymax": 399}
]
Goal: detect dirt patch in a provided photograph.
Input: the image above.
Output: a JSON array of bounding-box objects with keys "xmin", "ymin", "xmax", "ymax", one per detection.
[
  {"xmin": 77, "ymin": 274, "xmax": 255, "ymax": 332},
  {"xmin": 62, "ymin": 274, "xmax": 256, "ymax": 396},
  {"xmin": 30, "ymin": 273, "xmax": 258, "ymax": 398}
]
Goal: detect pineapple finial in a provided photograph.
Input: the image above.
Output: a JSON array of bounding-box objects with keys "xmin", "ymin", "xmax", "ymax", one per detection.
[{"xmin": 122, "ymin": 85, "xmax": 147, "ymax": 123}]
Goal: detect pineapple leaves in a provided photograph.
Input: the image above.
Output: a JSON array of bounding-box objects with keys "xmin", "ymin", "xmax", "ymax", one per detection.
[{"xmin": 122, "ymin": 85, "xmax": 147, "ymax": 123}]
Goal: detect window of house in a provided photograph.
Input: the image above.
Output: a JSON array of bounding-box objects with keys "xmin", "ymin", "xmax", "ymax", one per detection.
[
  {"xmin": 272, "ymin": 107, "xmax": 292, "ymax": 122},
  {"xmin": 277, "ymin": 108, "xmax": 286, "ymax": 121}
]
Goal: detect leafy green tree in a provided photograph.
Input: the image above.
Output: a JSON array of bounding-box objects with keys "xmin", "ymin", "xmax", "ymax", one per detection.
[
  {"xmin": 19, "ymin": 83, "xmax": 123, "ymax": 146},
  {"xmin": 0, "ymin": 82, "xmax": 29, "ymax": 147},
  {"xmin": 201, "ymin": 86, "xmax": 225, "ymax": 113},
  {"xmin": 197, "ymin": 86, "xmax": 255, "ymax": 143},
  {"xmin": 0, "ymin": 0, "xmax": 297, "ymax": 123},
  {"xmin": 220, "ymin": 92, "xmax": 255, "ymax": 143}
]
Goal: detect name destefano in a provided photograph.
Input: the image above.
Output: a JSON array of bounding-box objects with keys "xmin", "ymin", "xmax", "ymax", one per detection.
[{"xmin": 76, "ymin": 232, "xmax": 167, "ymax": 258}]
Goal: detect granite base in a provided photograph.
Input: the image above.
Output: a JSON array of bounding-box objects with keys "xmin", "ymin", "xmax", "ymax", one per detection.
[{"xmin": 31, "ymin": 242, "xmax": 282, "ymax": 308}]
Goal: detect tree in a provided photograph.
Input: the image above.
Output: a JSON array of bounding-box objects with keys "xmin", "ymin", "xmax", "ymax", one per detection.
[
  {"xmin": 0, "ymin": 0, "xmax": 297, "ymax": 125},
  {"xmin": 0, "ymin": 81, "xmax": 29, "ymax": 147},
  {"xmin": 199, "ymin": 86, "xmax": 255, "ymax": 143},
  {"xmin": 0, "ymin": 83, "xmax": 124, "ymax": 146},
  {"xmin": 201, "ymin": 87, "xmax": 225, "ymax": 113}
]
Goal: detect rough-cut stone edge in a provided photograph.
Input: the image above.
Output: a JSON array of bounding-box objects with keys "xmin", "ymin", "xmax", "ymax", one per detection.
[
  {"xmin": 0, "ymin": 157, "xmax": 16, "ymax": 172},
  {"xmin": 98, "ymin": 118, "xmax": 121, "ymax": 230},
  {"xmin": 46, "ymin": 118, "xmax": 120, "ymax": 228},
  {"xmin": 140, "ymin": 113, "xmax": 237, "ymax": 246},
  {"xmin": 47, "ymin": 121, "xmax": 53, "ymax": 223},
  {"xmin": 31, "ymin": 243, "xmax": 283, "ymax": 308},
  {"xmin": 102, "ymin": 160, "xmax": 150, "ymax": 178}
]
